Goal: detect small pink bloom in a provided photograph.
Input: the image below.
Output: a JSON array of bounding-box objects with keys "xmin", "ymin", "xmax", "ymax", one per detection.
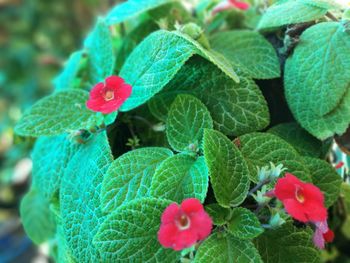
[
  {"xmin": 212, "ymin": 0, "xmax": 250, "ymax": 14},
  {"xmin": 274, "ymin": 173, "xmax": 327, "ymax": 223},
  {"xmin": 312, "ymin": 220, "xmax": 334, "ymax": 249},
  {"xmin": 86, "ymin": 75, "xmax": 132, "ymax": 114},
  {"xmin": 158, "ymin": 198, "xmax": 212, "ymax": 251}
]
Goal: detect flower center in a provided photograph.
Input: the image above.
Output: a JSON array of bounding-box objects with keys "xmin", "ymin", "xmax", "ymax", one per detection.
[
  {"xmin": 103, "ymin": 89, "xmax": 115, "ymax": 101},
  {"xmin": 295, "ymin": 187, "xmax": 305, "ymax": 203},
  {"xmin": 175, "ymin": 214, "xmax": 191, "ymax": 230}
]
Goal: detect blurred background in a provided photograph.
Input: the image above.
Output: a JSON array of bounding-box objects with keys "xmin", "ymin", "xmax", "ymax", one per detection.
[
  {"xmin": 1, "ymin": 0, "xmax": 350, "ymax": 262},
  {"xmin": 0, "ymin": 0, "xmax": 117, "ymax": 262}
]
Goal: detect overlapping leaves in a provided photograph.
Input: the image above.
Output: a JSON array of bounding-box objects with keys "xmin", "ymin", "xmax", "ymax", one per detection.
[
  {"xmin": 285, "ymin": 22, "xmax": 350, "ymax": 139},
  {"xmin": 149, "ymin": 57, "xmax": 270, "ymax": 136}
]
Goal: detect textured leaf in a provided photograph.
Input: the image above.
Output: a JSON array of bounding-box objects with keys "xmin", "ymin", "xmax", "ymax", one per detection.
[
  {"xmin": 210, "ymin": 30, "xmax": 280, "ymax": 79},
  {"xmin": 268, "ymin": 122, "xmax": 323, "ymax": 157},
  {"xmin": 60, "ymin": 132, "xmax": 113, "ymax": 262},
  {"xmin": 120, "ymin": 29, "xmax": 244, "ymax": 112},
  {"xmin": 167, "ymin": 94, "xmax": 213, "ymax": 152},
  {"xmin": 106, "ymin": 0, "xmax": 175, "ymax": 25},
  {"xmin": 55, "ymin": 225, "xmax": 76, "ymax": 263},
  {"xmin": 119, "ymin": 30, "xmax": 197, "ymax": 111},
  {"xmin": 238, "ymin": 132, "xmax": 311, "ymax": 182},
  {"xmin": 285, "ymin": 22, "xmax": 350, "ymax": 139},
  {"xmin": 93, "ymin": 198, "xmax": 179, "ymax": 262},
  {"xmin": 257, "ymin": 0, "xmax": 329, "ymax": 30},
  {"xmin": 85, "ymin": 18, "xmax": 115, "ymax": 83},
  {"xmin": 115, "ymin": 20, "xmax": 158, "ymax": 71},
  {"xmin": 203, "ymin": 129, "xmax": 250, "ymax": 207},
  {"xmin": 20, "ymin": 188, "xmax": 56, "ymax": 245},
  {"xmin": 227, "ymin": 207, "xmax": 264, "ymax": 239},
  {"xmin": 101, "ymin": 147, "xmax": 173, "ymax": 212},
  {"xmin": 194, "ymin": 233, "xmax": 263, "ymax": 263},
  {"xmin": 149, "ymin": 57, "xmax": 270, "ymax": 136},
  {"xmin": 255, "ymin": 223, "xmax": 320, "ymax": 263},
  {"xmin": 150, "ymin": 155, "xmax": 209, "ymax": 203},
  {"xmin": 304, "ymin": 157, "xmax": 342, "ymax": 207},
  {"xmin": 205, "ymin": 203, "xmax": 231, "ymax": 226},
  {"xmin": 31, "ymin": 135, "xmax": 80, "ymax": 202},
  {"xmin": 173, "ymin": 31, "xmax": 240, "ymax": 83},
  {"xmin": 54, "ymin": 51, "xmax": 84, "ymax": 91},
  {"xmin": 15, "ymin": 90, "xmax": 104, "ymax": 137}
]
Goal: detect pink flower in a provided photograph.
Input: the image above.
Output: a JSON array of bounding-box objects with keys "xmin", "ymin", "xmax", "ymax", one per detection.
[
  {"xmin": 313, "ymin": 220, "xmax": 334, "ymax": 249},
  {"xmin": 274, "ymin": 173, "xmax": 327, "ymax": 223},
  {"xmin": 86, "ymin": 76, "xmax": 132, "ymax": 114},
  {"xmin": 158, "ymin": 198, "xmax": 212, "ymax": 251},
  {"xmin": 212, "ymin": 0, "xmax": 250, "ymax": 14},
  {"xmin": 335, "ymin": 161, "xmax": 344, "ymax": 169}
]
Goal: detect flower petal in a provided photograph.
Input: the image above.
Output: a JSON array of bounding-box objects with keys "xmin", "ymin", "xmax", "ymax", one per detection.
[
  {"xmin": 105, "ymin": 75, "xmax": 125, "ymax": 88},
  {"xmin": 190, "ymin": 211, "xmax": 212, "ymax": 240},
  {"xmin": 158, "ymin": 223, "xmax": 178, "ymax": 248},
  {"xmin": 283, "ymin": 199, "xmax": 308, "ymax": 222},
  {"xmin": 275, "ymin": 173, "xmax": 302, "ymax": 201},
  {"xmin": 161, "ymin": 203, "xmax": 179, "ymax": 224},
  {"xmin": 181, "ymin": 198, "xmax": 203, "ymax": 214}
]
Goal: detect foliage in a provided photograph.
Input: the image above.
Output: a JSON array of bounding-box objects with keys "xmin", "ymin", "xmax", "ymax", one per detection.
[{"xmin": 12, "ymin": 0, "xmax": 350, "ymax": 262}]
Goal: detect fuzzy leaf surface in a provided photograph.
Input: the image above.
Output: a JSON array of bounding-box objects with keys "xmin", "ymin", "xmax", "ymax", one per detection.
[
  {"xmin": 150, "ymin": 155, "xmax": 209, "ymax": 203},
  {"xmin": 203, "ymin": 129, "xmax": 250, "ymax": 207},
  {"xmin": 94, "ymin": 198, "xmax": 179, "ymax": 262},
  {"xmin": 101, "ymin": 147, "xmax": 173, "ymax": 212},
  {"xmin": 166, "ymin": 94, "xmax": 213, "ymax": 152},
  {"xmin": 210, "ymin": 30, "xmax": 280, "ymax": 79}
]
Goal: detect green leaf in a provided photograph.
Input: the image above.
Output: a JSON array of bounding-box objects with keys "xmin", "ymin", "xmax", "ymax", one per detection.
[
  {"xmin": 304, "ymin": 157, "xmax": 342, "ymax": 207},
  {"xmin": 60, "ymin": 132, "xmax": 113, "ymax": 262},
  {"xmin": 210, "ymin": 30, "xmax": 280, "ymax": 79},
  {"xmin": 55, "ymin": 225, "xmax": 76, "ymax": 263},
  {"xmin": 203, "ymin": 129, "xmax": 250, "ymax": 207},
  {"xmin": 32, "ymin": 135, "xmax": 80, "ymax": 202},
  {"xmin": 173, "ymin": 31, "xmax": 240, "ymax": 83},
  {"xmin": 238, "ymin": 132, "xmax": 311, "ymax": 182},
  {"xmin": 85, "ymin": 18, "xmax": 115, "ymax": 83},
  {"xmin": 285, "ymin": 22, "xmax": 350, "ymax": 139},
  {"xmin": 54, "ymin": 51, "xmax": 84, "ymax": 91},
  {"xmin": 119, "ymin": 30, "xmax": 197, "ymax": 111},
  {"xmin": 227, "ymin": 207, "xmax": 264, "ymax": 239},
  {"xmin": 101, "ymin": 147, "xmax": 173, "ymax": 212},
  {"xmin": 115, "ymin": 20, "xmax": 158, "ymax": 71},
  {"xmin": 254, "ymin": 223, "xmax": 320, "ymax": 263},
  {"xmin": 15, "ymin": 90, "xmax": 103, "ymax": 137},
  {"xmin": 268, "ymin": 122, "xmax": 323, "ymax": 157},
  {"xmin": 106, "ymin": 0, "xmax": 175, "ymax": 25},
  {"xmin": 20, "ymin": 188, "xmax": 56, "ymax": 244},
  {"xmin": 166, "ymin": 94, "xmax": 213, "ymax": 152},
  {"xmin": 205, "ymin": 203, "xmax": 231, "ymax": 226},
  {"xmin": 93, "ymin": 198, "xmax": 179, "ymax": 262},
  {"xmin": 194, "ymin": 233, "xmax": 263, "ymax": 263},
  {"xmin": 148, "ymin": 57, "xmax": 270, "ymax": 136},
  {"xmin": 257, "ymin": 0, "xmax": 330, "ymax": 30},
  {"xmin": 150, "ymin": 155, "xmax": 209, "ymax": 203}
]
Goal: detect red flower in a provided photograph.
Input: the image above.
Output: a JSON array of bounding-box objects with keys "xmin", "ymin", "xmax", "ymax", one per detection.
[
  {"xmin": 335, "ymin": 161, "xmax": 344, "ymax": 169},
  {"xmin": 212, "ymin": 0, "xmax": 250, "ymax": 14},
  {"xmin": 158, "ymin": 198, "xmax": 212, "ymax": 251},
  {"xmin": 313, "ymin": 220, "xmax": 334, "ymax": 249},
  {"xmin": 86, "ymin": 76, "xmax": 132, "ymax": 114},
  {"xmin": 274, "ymin": 173, "xmax": 327, "ymax": 223}
]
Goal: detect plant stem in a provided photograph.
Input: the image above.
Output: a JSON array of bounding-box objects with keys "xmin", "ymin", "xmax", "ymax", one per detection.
[
  {"xmin": 248, "ymin": 179, "xmax": 270, "ymax": 196},
  {"xmin": 326, "ymin": 12, "xmax": 338, "ymax": 22}
]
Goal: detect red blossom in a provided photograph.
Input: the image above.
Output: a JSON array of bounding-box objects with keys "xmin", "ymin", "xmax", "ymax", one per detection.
[
  {"xmin": 323, "ymin": 229, "xmax": 335, "ymax": 243},
  {"xmin": 158, "ymin": 198, "xmax": 212, "ymax": 251},
  {"xmin": 274, "ymin": 173, "xmax": 327, "ymax": 223},
  {"xmin": 212, "ymin": 0, "xmax": 250, "ymax": 14},
  {"xmin": 86, "ymin": 75, "xmax": 132, "ymax": 114},
  {"xmin": 335, "ymin": 161, "xmax": 344, "ymax": 169}
]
